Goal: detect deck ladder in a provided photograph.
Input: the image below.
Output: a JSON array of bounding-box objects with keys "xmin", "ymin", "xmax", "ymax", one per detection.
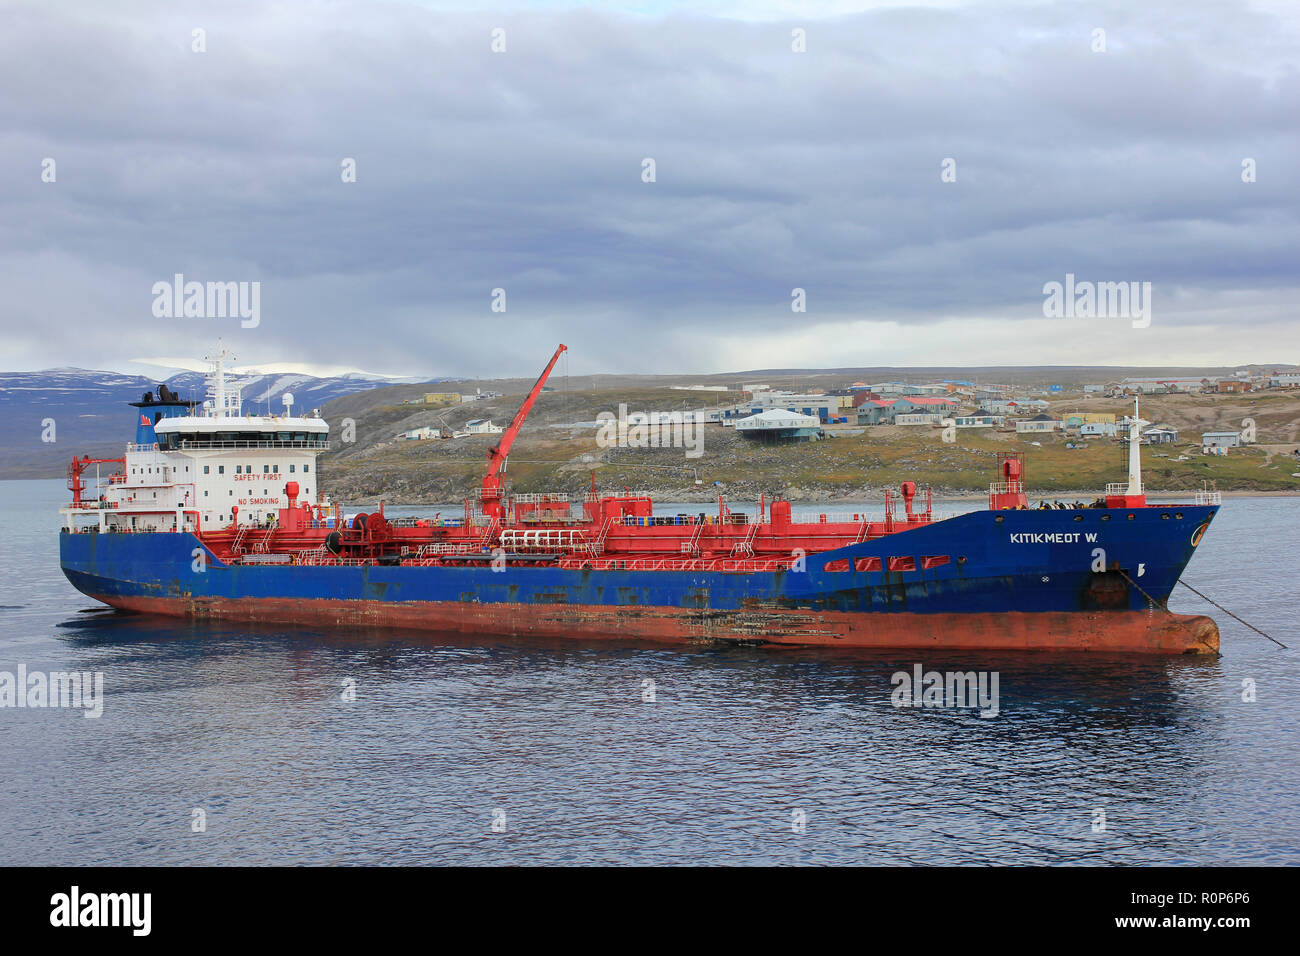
[{"xmin": 732, "ymin": 520, "xmax": 760, "ymax": 557}]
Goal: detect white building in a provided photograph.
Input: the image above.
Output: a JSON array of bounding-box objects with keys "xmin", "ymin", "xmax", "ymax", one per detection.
[
  {"xmin": 1080, "ymin": 422, "xmax": 1120, "ymax": 437},
  {"xmin": 1015, "ymin": 415, "xmax": 1063, "ymax": 434},
  {"xmin": 463, "ymin": 419, "xmax": 504, "ymax": 435},
  {"xmin": 399, "ymin": 427, "xmax": 441, "ymax": 440},
  {"xmin": 1201, "ymin": 431, "xmax": 1241, "ymax": 449},
  {"xmin": 734, "ymin": 409, "xmax": 821, "ymax": 442},
  {"xmin": 954, "ymin": 411, "xmax": 1004, "ymax": 428},
  {"xmin": 1119, "ymin": 377, "xmax": 1211, "ymax": 394}
]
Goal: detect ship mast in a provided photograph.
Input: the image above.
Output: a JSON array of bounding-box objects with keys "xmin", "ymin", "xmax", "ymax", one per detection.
[
  {"xmin": 203, "ymin": 341, "xmax": 241, "ymax": 419},
  {"xmin": 1125, "ymin": 395, "xmax": 1147, "ymax": 496}
]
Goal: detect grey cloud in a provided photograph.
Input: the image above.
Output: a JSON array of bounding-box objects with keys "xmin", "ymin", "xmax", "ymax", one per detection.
[{"xmin": 0, "ymin": 0, "xmax": 1296, "ymax": 375}]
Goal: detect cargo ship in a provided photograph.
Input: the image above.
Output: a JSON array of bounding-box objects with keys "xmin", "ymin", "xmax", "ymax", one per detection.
[{"xmin": 59, "ymin": 346, "xmax": 1222, "ymax": 653}]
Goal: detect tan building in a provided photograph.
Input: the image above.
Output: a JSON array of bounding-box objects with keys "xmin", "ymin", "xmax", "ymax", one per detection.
[{"xmin": 424, "ymin": 392, "xmax": 461, "ymax": 406}]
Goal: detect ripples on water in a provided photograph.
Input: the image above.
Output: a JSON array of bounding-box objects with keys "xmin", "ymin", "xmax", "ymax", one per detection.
[{"xmin": 2, "ymin": 481, "xmax": 1296, "ymax": 865}]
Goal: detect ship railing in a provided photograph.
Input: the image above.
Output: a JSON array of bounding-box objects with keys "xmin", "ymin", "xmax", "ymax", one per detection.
[
  {"xmin": 512, "ymin": 492, "xmax": 571, "ymax": 504},
  {"xmin": 1105, "ymin": 482, "xmax": 1132, "ymax": 495},
  {"xmin": 417, "ymin": 542, "xmax": 487, "ymax": 555},
  {"xmin": 295, "ymin": 554, "xmax": 373, "ymax": 566},
  {"xmin": 1194, "ymin": 490, "xmax": 1223, "ymax": 505},
  {"xmin": 175, "ymin": 439, "xmax": 330, "ymax": 450},
  {"xmin": 989, "ymin": 481, "xmax": 1024, "ymax": 495},
  {"xmin": 514, "ymin": 511, "xmax": 585, "ymax": 524},
  {"xmin": 794, "ymin": 512, "xmax": 877, "ymax": 525},
  {"xmin": 716, "ymin": 557, "xmax": 791, "ymax": 572},
  {"xmin": 555, "ymin": 556, "xmax": 791, "ymax": 573},
  {"xmin": 126, "ymin": 442, "xmax": 159, "ymax": 452}
]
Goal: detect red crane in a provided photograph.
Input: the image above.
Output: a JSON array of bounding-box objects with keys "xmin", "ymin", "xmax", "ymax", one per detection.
[
  {"xmin": 479, "ymin": 344, "xmax": 568, "ymax": 518},
  {"xmin": 67, "ymin": 455, "xmax": 125, "ymax": 508}
]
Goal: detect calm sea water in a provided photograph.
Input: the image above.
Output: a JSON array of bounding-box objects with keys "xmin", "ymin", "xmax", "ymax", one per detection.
[{"xmin": 2, "ymin": 479, "xmax": 1296, "ymax": 865}]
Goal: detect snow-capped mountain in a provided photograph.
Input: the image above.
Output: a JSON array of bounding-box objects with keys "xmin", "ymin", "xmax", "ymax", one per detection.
[{"xmin": 0, "ymin": 367, "xmax": 442, "ymax": 479}]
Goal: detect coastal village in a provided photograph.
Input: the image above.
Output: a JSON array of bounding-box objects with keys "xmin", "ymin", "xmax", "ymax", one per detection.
[
  {"xmin": 316, "ymin": 365, "xmax": 1300, "ymax": 504},
  {"xmin": 391, "ymin": 370, "xmax": 1299, "ymax": 455}
]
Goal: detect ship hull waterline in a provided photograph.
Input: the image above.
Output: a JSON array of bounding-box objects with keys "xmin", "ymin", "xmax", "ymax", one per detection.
[{"xmin": 77, "ymin": 590, "xmax": 1219, "ymax": 654}]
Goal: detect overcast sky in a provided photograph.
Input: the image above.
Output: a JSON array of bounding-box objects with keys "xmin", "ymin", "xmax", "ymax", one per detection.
[{"xmin": 2, "ymin": 0, "xmax": 1296, "ymax": 378}]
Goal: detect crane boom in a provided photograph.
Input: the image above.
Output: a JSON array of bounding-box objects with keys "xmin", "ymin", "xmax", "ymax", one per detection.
[{"xmin": 479, "ymin": 344, "xmax": 567, "ymax": 518}]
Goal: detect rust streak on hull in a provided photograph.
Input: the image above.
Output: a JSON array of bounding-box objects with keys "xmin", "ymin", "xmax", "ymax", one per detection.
[{"xmin": 92, "ymin": 593, "xmax": 1221, "ymax": 655}]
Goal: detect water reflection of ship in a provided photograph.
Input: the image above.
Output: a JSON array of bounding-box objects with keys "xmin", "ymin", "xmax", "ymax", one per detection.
[{"xmin": 56, "ymin": 610, "xmax": 1218, "ymax": 726}]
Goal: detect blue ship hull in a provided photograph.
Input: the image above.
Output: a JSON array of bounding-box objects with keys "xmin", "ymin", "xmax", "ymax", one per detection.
[{"xmin": 60, "ymin": 505, "xmax": 1222, "ymax": 653}]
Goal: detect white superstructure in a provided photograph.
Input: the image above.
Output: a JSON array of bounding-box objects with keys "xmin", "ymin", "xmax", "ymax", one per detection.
[{"xmin": 62, "ymin": 348, "xmax": 331, "ymax": 533}]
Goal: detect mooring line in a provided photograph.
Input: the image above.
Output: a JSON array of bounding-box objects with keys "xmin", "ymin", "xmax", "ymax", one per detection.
[
  {"xmin": 1118, "ymin": 569, "xmax": 1171, "ymax": 614},
  {"xmin": 1177, "ymin": 580, "xmax": 1288, "ymax": 649},
  {"xmin": 1115, "ymin": 569, "xmax": 1215, "ymax": 655}
]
